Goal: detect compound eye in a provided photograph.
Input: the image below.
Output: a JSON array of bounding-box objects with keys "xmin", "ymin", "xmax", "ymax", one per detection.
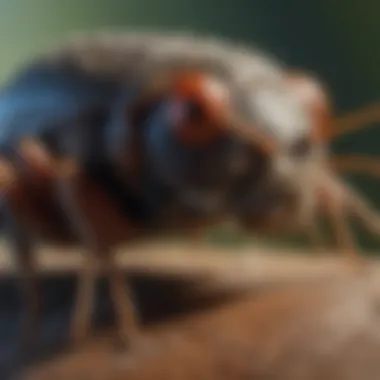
[
  {"xmin": 168, "ymin": 71, "xmax": 231, "ymax": 146},
  {"xmin": 289, "ymin": 135, "xmax": 312, "ymax": 158}
]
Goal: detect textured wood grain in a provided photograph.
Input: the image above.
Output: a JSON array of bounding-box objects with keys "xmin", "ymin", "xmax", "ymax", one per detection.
[
  {"xmin": 5, "ymin": 241, "xmax": 380, "ymax": 380},
  {"xmin": 21, "ymin": 269, "xmax": 380, "ymax": 380}
]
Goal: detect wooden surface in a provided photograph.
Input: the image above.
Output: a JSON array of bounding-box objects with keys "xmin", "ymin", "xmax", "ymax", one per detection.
[
  {"xmin": 0, "ymin": 242, "xmax": 377, "ymax": 380},
  {"xmin": 1, "ymin": 239, "xmax": 377, "ymax": 286},
  {"xmin": 20, "ymin": 257, "xmax": 380, "ymax": 380}
]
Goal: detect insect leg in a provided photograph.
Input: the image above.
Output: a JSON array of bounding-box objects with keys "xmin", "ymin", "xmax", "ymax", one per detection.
[
  {"xmin": 46, "ymin": 117, "xmax": 141, "ymax": 348},
  {"xmin": 319, "ymin": 164, "xmax": 380, "ymax": 248},
  {"xmin": 316, "ymin": 171, "xmax": 359, "ymax": 257},
  {"xmin": 23, "ymin": 140, "xmax": 137, "ymax": 343},
  {"xmin": 331, "ymin": 101, "xmax": 380, "ymax": 141},
  {"xmin": 52, "ymin": 163, "xmax": 99, "ymax": 346},
  {"xmin": 328, "ymin": 199, "xmax": 357, "ymax": 257},
  {"xmin": 337, "ymin": 179, "xmax": 380, "ymax": 238},
  {"xmin": 2, "ymin": 199, "xmax": 40, "ymax": 348},
  {"xmin": 104, "ymin": 247, "xmax": 139, "ymax": 350},
  {"xmin": 13, "ymin": 137, "xmax": 100, "ymax": 346},
  {"xmin": 55, "ymin": 167, "xmax": 139, "ymax": 349},
  {"xmin": 0, "ymin": 141, "xmax": 52, "ymax": 349},
  {"xmin": 8, "ymin": 138, "xmax": 96, "ymax": 347},
  {"xmin": 330, "ymin": 155, "xmax": 380, "ymax": 179}
]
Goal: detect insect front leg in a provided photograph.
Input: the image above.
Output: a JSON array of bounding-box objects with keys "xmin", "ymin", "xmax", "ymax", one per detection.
[{"xmin": 55, "ymin": 168, "xmax": 139, "ymax": 350}]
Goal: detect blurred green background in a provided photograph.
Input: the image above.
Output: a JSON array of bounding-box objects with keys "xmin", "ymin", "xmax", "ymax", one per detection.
[{"xmin": 1, "ymin": 0, "xmax": 379, "ymax": 252}]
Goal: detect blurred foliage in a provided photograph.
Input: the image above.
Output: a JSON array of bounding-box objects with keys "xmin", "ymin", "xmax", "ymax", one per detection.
[{"xmin": 1, "ymin": 0, "xmax": 379, "ymax": 252}]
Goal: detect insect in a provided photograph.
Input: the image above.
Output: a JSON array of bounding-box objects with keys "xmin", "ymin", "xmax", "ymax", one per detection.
[
  {"xmin": 0, "ymin": 31, "xmax": 282, "ymax": 350},
  {"xmin": 0, "ymin": 30, "xmax": 378, "ymax": 351}
]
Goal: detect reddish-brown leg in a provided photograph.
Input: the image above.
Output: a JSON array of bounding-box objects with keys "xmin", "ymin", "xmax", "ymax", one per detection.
[
  {"xmin": 55, "ymin": 168, "xmax": 139, "ymax": 349},
  {"xmin": 10, "ymin": 138, "xmax": 140, "ymax": 348},
  {"xmin": 3, "ymin": 201, "xmax": 40, "ymax": 349},
  {"xmin": 331, "ymin": 100, "xmax": 380, "ymax": 141},
  {"xmin": 316, "ymin": 172, "xmax": 369, "ymax": 270},
  {"xmin": 330, "ymin": 155, "xmax": 380, "ymax": 178},
  {"xmin": 0, "ymin": 139, "xmax": 59, "ymax": 349}
]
